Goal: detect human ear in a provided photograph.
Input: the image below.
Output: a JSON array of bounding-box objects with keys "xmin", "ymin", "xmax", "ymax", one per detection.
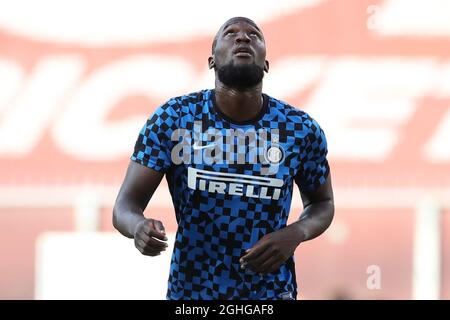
[
  {"xmin": 264, "ymin": 60, "xmax": 269, "ymax": 73},
  {"xmin": 208, "ymin": 56, "xmax": 216, "ymax": 69}
]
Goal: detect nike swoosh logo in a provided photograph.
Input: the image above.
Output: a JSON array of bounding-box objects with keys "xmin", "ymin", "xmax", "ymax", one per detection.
[{"xmin": 192, "ymin": 142, "xmax": 218, "ymax": 150}]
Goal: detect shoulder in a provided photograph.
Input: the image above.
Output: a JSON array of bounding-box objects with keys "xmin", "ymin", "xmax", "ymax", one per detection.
[
  {"xmin": 265, "ymin": 94, "xmax": 323, "ymax": 133},
  {"xmin": 167, "ymin": 89, "xmax": 210, "ymax": 108},
  {"xmin": 151, "ymin": 89, "xmax": 210, "ymax": 119}
]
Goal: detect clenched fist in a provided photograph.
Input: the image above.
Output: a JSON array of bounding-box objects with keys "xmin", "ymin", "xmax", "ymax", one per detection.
[{"xmin": 133, "ymin": 218, "xmax": 168, "ymax": 256}]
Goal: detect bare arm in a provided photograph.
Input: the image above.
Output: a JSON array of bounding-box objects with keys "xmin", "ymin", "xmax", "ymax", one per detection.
[
  {"xmin": 113, "ymin": 161, "xmax": 169, "ymax": 256},
  {"xmin": 291, "ymin": 174, "xmax": 335, "ymax": 243},
  {"xmin": 113, "ymin": 161, "xmax": 164, "ymax": 237}
]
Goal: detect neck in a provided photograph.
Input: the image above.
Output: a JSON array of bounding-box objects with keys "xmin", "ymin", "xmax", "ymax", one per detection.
[{"xmin": 214, "ymin": 80, "xmax": 264, "ymax": 123}]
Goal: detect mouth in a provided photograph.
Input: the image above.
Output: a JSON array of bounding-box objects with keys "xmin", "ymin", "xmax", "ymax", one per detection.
[{"xmin": 233, "ymin": 46, "xmax": 253, "ymax": 58}]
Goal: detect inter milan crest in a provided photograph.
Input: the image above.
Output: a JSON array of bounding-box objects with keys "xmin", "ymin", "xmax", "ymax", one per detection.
[{"xmin": 265, "ymin": 135, "xmax": 284, "ymax": 164}]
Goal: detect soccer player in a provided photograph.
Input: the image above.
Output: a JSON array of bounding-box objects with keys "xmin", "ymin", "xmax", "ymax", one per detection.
[{"xmin": 113, "ymin": 16, "xmax": 334, "ymax": 300}]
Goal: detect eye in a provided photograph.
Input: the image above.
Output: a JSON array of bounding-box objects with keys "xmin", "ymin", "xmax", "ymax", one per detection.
[
  {"xmin": 250, "ymin": 31, "xmax": 262, "ymax": 39},
  {"xmin": 224, "ymin": 30, "xmax": 236, "ymax": 36}
]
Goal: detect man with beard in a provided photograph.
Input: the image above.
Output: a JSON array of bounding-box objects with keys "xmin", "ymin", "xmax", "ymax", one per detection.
[{"xmin": 113, "ymin": 17, "xmax": 334, "ymax": 300}]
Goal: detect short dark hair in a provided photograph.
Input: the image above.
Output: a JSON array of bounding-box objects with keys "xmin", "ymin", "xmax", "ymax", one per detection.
[{"xmin": 211, "ymin": 17, "xmax": 261, "ymax": 54}]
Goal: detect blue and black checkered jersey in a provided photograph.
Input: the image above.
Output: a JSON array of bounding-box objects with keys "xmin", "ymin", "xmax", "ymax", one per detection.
[{"xmin": 131, "ymin": 89, "xmax": 330, "ymax": 300}]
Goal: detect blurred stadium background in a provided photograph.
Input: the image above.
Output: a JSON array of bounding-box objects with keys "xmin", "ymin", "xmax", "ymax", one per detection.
[{"xmin": 0, "ymin": 0, "xmax": 449, "ymax": 299}]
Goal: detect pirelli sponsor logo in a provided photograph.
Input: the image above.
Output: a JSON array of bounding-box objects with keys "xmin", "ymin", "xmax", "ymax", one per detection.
[{"xmin": 187, "ymin": 167, "xmax": 283, "ymax": 200}]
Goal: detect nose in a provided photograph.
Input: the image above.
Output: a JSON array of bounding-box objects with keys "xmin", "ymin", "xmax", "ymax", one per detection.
[{"xmin": 236, "ymin": 31, "xmax": 251, "ymax": 43}]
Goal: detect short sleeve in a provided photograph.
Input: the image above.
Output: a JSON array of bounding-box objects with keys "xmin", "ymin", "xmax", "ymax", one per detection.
[
  {"xmin": 131, "ymin": 100, "xmax": 179, "ymax": 173},
  {"xmin": 295, "ymin": 117, "xmax": 330, "ymax": 192}
]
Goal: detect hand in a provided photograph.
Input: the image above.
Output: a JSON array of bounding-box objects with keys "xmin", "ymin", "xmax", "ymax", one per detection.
[
  {"xmin": 239, "ymin": 224, "xmax": 304, "ymax": 275},
  {"xmin": 133, "ymin": 218, "xmax": 168, "ymax": 256}
]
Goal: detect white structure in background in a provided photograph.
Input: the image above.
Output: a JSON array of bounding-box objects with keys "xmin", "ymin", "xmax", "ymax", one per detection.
[
  {"xmin": 413, "ymin": 197, "xmax": 442, "ymax": 300},
  {"xmin": 35, "ymin": 232, "xmax": 174, "ymax": 300},
  {"xmin": 32, "ymin": 185, "xmax": 173, "ymax": 300}
]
